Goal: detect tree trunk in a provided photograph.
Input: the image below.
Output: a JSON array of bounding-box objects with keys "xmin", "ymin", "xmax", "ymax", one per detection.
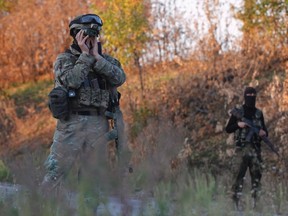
[{"xmin": 134, "ymin": 52, "xmax": 144, "ymax": 97}]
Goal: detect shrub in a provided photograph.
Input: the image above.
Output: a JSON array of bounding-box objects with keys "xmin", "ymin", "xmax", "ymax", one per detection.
[{"xmin": 0, "ymin": 160, "xmax": 13, "ymax": 182}]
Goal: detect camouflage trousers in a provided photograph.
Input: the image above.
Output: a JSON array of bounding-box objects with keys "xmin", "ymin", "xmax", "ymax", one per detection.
[
  {"xmin": 42, "ymin": 113, "xmax": 110, "ymax": 191},
  {"xmin": 231, "ymin": 144, "xmax": 262, "ymax": 199}
]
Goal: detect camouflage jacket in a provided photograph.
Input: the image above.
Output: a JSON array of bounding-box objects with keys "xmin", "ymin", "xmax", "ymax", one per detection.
[
  {"xmin": 53, "ymin": 45, "xmax": 126, "ymax": 110},
  {"xmin": 226, "ymin": 105, "xmax": 268, "ymax": 148}
]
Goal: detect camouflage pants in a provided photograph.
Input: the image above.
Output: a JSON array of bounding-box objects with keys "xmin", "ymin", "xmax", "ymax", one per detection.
[
  {"xmin": 42, "ymin": 113, "xmax": 110, "ymax": 190},
  {"xmin": 231, "ymin": 144, "xmax": 262, "ymax": 198}
]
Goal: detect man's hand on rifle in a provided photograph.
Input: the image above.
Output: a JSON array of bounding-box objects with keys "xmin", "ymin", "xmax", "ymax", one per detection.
[
  {"xmin": 259, "ymin": 129, "xmax": 267, "ymax": 137},
  {"xmin": 238, "ymin": 122, "xmax": 247, "ymax": 128}
]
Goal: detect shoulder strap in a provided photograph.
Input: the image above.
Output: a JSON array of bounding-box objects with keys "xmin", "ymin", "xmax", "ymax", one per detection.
[{"xmin": 255, "ymin": 108, "xmax": 262, "ymax": 119}]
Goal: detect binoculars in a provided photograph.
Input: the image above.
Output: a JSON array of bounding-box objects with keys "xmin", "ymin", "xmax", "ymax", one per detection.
[{"xmin": 83, "ymin": 28, "xmax": 100, "ymax": 37}]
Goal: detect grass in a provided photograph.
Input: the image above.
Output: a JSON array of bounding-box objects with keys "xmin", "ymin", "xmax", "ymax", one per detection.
[
  {"xmin": 1, "ymin": 160, "xmax": 287, "ymax": 216},
  {"xmin": 4, "ymin": 79, "xmax": 53, "ymax": 118}
]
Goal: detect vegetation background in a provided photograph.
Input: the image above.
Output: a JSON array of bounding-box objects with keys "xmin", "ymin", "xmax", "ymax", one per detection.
[{"xmin": 0, "ymin": 0, "xmax": 287, "ymax": 215}]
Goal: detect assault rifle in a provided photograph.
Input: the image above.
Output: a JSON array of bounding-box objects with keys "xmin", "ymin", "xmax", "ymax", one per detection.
[
  {"xmin": 231, "ymin": 108, "xmax": 279, "ymax": 157},
  {"xmin": 105, "ymin": 92, "xmax": 133, "ymax": 173}
]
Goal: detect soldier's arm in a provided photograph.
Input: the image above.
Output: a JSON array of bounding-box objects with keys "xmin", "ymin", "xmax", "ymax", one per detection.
[
  {"xmin": 260, "ymin": 113, "xmax": 268, "ymax": 137},
  {"xmin": 225, "ymin": 114, "xmax": 240, "ymax": 133},
  {"xmin": 92, "ymin": 54, "xmax": 126, "ymax": 87},
  {"xmin": 54, "ymin": 53, "xmax": 96, "ymax": 89}
]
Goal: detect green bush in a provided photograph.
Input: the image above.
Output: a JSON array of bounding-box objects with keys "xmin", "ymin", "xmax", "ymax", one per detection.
[
  {"xmin": 0, "ymin": 160, "xmax": 13, "ymax": 182},
  {"xmin": 6, "ymin": 80, "xmax": 53, "ymax": 118}
]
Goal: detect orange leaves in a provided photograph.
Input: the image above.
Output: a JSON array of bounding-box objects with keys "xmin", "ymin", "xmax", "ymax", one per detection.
[{"xmin": 0, "ymin": 0, "xmax": 91, "ymax": 87}]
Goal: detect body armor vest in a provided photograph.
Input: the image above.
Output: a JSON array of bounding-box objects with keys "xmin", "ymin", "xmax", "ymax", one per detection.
[
  {"xmin": 64, "ymin": 50, "xmax": 110, "ymax": 111},
  {"xmin": 69, "ymin": 72, "xmax": 110, "ymax": 110}
]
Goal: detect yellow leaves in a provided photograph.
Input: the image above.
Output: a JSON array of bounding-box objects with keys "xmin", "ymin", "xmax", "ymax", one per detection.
[{"xmin": 93, "ymin": 0, "xmax": 150, "ymax": 65}]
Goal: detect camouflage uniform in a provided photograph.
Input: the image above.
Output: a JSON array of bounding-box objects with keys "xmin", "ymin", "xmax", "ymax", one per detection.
[
  {"xmin": 226, "ymin": 104, "xmax": 267, "ymax": 201},
  {"xmin": 42, "ymin": 43, "xmax": 126, "ymax": 189}
]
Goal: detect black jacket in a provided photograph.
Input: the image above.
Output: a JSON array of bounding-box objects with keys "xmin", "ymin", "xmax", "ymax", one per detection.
[{"xmin": 225, "ymin": 104, "xmax": 268, "ymax": 136}]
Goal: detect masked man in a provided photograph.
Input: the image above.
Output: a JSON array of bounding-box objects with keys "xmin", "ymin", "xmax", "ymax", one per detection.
[{"xmin": 225, "ymin": 87, "xmax": 268, "ymax": 207}]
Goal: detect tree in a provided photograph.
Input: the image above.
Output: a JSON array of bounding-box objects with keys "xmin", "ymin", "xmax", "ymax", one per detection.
[
  {"xmin": 233, "ymin": 0, "xmax": 288, "ymax": 79},
  {"xmin": 239, "ymin": 0, "xmax": 287, "ymax": 35},
  {"xmin": 0, "ymin": 0, "xmax": 15, "ymax": 14},
  {"xmin": 0, "ymin": 0, "xmax": 89, "ymax": 87},
  {"xmin": 146, "ymin": 0, "xmax": 194, "ymax": 64},
  {"xmin": 92, "ymin": 0, "xmax": 151, "ymax": 93},
  {"xmin": 237, "ymin": 0, "xmax": 287, "ymax": 51}
]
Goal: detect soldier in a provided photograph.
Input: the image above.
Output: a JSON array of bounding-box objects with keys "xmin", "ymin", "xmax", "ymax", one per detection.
[
  {"xmin": 42, "ymin": 14, "xmax": 126, "ymax": 192},
  {"xmin": 225, "ymin": 87, "xmax": 268, "ymax": 207}
]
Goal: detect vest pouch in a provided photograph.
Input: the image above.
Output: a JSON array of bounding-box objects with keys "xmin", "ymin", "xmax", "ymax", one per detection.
[
  {"xmin": 91, "ymin": 89, "xmax": 109, "ymax": 108},
  {"xmin": 48, "ymin": 86, "xmax": 69, "ymax": 120},
  {"xmin": 79, "ymin": 87, "xmax": 91, "ymax": 106}
]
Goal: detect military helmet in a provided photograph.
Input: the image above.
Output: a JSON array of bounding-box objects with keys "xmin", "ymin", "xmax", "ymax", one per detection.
[{"xmin": 69, "ymin": 14, "xmax": 103, "ymax": 37}]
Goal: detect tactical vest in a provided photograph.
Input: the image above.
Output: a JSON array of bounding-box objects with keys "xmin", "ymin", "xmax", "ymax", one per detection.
[
  {"xmin": 234, "ymin": 106, "xmax": 263, "ymax": 147},
  {"xmin": 69, "ymin": 72, "xmax": 110, "ymax": 110},
  {"xmin": 63, "ymin": 50, "xmax": 111, "ymax": 111}
]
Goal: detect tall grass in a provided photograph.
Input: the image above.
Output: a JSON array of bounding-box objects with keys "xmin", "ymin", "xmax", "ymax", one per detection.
[{"xmin": 1, "ymin": 163, "xmax": 288, "ymax": 215}]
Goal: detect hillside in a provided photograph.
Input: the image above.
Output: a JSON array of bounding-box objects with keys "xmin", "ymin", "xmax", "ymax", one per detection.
[
  {"xmin": 1, "ymin": 54, "xmax": 287, "ymax": 184},
  {"xmin": 121, "ymin": 55, "xmax": 288, "ymax": 176},
  {"xmin": 0, "ymin": 52, "xmax": 288, "ymax": 216}
]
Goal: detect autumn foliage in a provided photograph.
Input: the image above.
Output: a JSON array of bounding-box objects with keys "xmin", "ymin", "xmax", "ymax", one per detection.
[
  {"xmin": 0, "ymin": 0, "xmax": 89, "ymax": 87},
  {"xmin": 0, "ymin": 0, "xmax": 287, "ymax": 180}
]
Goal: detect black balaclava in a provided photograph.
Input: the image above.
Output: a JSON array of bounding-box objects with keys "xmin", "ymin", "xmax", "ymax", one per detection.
[{"xmin": 244, "ymin": 87, "xmax": 256, "ymax": 108}]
